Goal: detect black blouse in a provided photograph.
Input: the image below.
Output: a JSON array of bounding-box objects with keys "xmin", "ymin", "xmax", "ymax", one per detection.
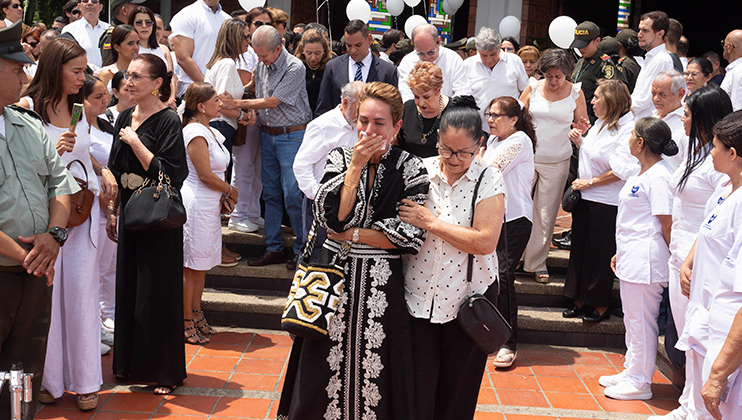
[
  {"xmin": 305, "ymin": 63, "xmax": 324, "ymax": 115},
  {"xmin": 397, "ymin": 99, "xmax": 448, "ymax": 159}
]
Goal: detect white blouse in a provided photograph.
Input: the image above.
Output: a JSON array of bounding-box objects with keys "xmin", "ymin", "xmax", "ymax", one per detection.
[
  {"xmin": 404, "ymin": 158, "xmax": 506, "ymax": 323},
  {"xmin": 482, "ymin": 131, "xmax": 534, "ymax": 223},
  {"xmin": 615, "ymin": 160, "xmax": 673, "ymax": 284},
  {"xmin": 578, "ymin": 112, "xmax": 637, "ymax": 206},
  {"xmin": 205, "ymin": 58, "xmax": 245, "ymax": 130},
  {"xmin": 528, "ymin": 79, "xmax": 582, "ymax": 163}
]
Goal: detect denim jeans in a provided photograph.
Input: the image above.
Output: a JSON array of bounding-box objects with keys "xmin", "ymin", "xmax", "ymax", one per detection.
[{"xmin": 260, "ymin": 129, "xmax": 305, "ymax": 255}]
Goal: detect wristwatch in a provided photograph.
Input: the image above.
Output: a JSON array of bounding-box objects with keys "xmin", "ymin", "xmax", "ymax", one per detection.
[
  {"xmin": 351, "ymin": 227, "xmax": 360, "ymax": 243},
  {"xmin": 588, "ymin": 178, "xmax": 594, "ymax": 187},
  {"xmin": 47, "ymin": 226, "xmax": 68, "ymax": 247}
]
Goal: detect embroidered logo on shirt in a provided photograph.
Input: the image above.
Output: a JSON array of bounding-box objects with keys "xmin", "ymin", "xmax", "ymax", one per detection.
[
  {"xmin": 629, "ymin": 185, "xmax": 640, "ymax": 197},
  {"xmin": 703, "ymin": 213, "xmax": 718, "ymax": 230}
]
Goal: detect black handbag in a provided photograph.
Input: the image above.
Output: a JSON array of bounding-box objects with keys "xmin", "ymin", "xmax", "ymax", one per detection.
[
  {"xmin": 561, "ymin": 185, "xmax": 581, "ymax": 213},
  {"xmin": 281, "ymin": 220, "xmax": 350, "ymax": 340},
  {"xmin": 457, "ymin": 168, "xmax": 513, "ymax": 354},
  {"xmin": 124, "ymin": 171, "xmax": 186, "ymax": 231}
]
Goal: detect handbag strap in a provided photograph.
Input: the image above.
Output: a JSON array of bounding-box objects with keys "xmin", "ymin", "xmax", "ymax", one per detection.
[
  {"xmin": 300, "ymin": 217, "xmax": 351, "ymax": 267},
  {"xmin": 466, "ymin": 167, "xmax": 489, "ymax": 284},
  {"xmin": 66, "ymin": 159, "xmax": 89, "ymax": 185}
]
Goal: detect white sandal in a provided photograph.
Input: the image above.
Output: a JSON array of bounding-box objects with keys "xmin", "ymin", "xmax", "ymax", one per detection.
[{"xmin": 492, "ymin": 347, "xmax": 517, "ymax": 368}]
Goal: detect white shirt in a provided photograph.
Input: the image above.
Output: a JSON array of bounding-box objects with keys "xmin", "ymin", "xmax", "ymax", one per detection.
[
  {"xmin": 3, "ymin": 18, "xmax": 12, "ymax": 27},
  {"xmin": 347, "ymin": 49, "xmax": 373, "ymax": 83},
  {"xmin": 653, "ymin": 106, "xmax": 685, "ymax": 170},
  {"xmin": 579, "ymin": 112, "xmax": 637, "ymax": 206},
  {"xmin": 205, "ymin": 58, "xmax": 244, "ymax": 129},
  {"xmin": 632, "ymin": 43, "xmax": 674, "ymax": 119},
  {"xmin": 62, "ymin": 17, "xmax": 109, "ymax": 68},
  {"xmin": 680, "ymin": 56, "xmax": 688, "ymax": 71},
  {"xmin": 403, "ymin": 158, "xmax": 506, "ymax": 323},
  {"xmin": 528, "ymin": 79, "xmax": 582, "ymax": 163},
  {"xmin": 708, "ymin": 229, "xmax": 742, "ymax": 337},
  {"xmin": 237, "ymin": 46, "xmax": 258, "ymax": 73},
  {"xmin": 397, "ymin": 46, "xmax": 468, "ymax": 102},
  {"xmin": 169, "ymin": 0, "xmax": 230, "ymax": 86},
  {"xmin": 138, "ymin": 46, "xmax": 168, "ymax": 67},
  {"xmin": 677, "ymin": 182, "xmax": 742, "ymax": 356},
  {"xmin": 462, "ymin": 52, "xmax": 529, "ymax": 131},
  {"xmin": 293, "ymin": 107, "xmax": 357, "ymax": 200},
  {"xmin": 482, "ymin": 131, "xmax": 534, "ymax": 222},
  {"xmin": 721, "ymin": 57, "xmax": 742, "ymax": 111},
  {"xmin": 615, "ymin": 160, "xmax": 673, "ymax": 284},
  {"xmin": 379, "ymin": 51, "xmax": 392, "ymax": 64}
]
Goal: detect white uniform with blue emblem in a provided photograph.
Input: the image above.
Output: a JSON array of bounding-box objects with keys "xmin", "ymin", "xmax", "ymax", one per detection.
[{"xmin": 614, "ymin": 160, "xmax": 673, "ymax": 389}]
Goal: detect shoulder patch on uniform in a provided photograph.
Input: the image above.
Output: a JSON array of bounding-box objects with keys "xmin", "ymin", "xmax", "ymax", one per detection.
[
  {"xmin": 618, "ymin": 56, "xmax": 626, "ymax": 63},
  {"xmin": 604, "ymin": 65, "xmax": 615, "ymax": 79},
  {"xmin": 7, "ymin": 104, "xmax": 41, "ymax": 120},
  {"xmin": 103, "ymin": 42, "xmax": 111, "ymax": 50},
  {"xmin": 600, "ymin": 54, "xmax": 610, "ymax": 61}
]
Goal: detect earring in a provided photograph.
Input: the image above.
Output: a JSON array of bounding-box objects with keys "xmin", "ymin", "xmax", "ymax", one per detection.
[
  {"xmin": 151, "ymin": 89, "xmax": 159, "ymax": 96},
  {"xmin": 510, "ymin": 125, "xmax": 514, "ymax": 130}
]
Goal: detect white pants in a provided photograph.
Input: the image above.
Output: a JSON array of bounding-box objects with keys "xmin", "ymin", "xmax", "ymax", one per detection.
[
  {"xmin": 97, "ymin": 207, "xmax": 116, "ymax": 322},
  {"xmin": 620, "ymin": 280, "xmax": 665, "ymax": 388},
  {"xmin": 523, "ymin": 158, "xmax": 570, "ymax": 273},
  {"xmin": 685, "ymin": 348, "xmax": 715, "ymax": 419},
  {"xmin": 669, "ymin": 259, "xmax": 691, "ymax": 417},
  {"xmin": 231, "ymin": 125, "xmax": 262, "ymax": 222},
  {"xmin": 43, "ymin": 201, "xmax": 103, "ymax": 397}
]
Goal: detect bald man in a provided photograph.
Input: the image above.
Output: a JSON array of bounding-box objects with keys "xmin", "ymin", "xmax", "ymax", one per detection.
[{"xmin": 721, "ymin": 29, "xmax": 742, "ymax": 111}]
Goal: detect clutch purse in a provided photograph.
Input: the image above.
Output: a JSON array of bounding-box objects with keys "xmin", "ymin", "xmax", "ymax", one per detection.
[
  {"xmin": 66, "ymin": 159, "xmax": 95, "ymax": 227},
  {"xmin": 562, "ymin": 186, "xmax": 581, "ymax": 213},
  {"xmin": 124, "ymin": 171, "xmax": 186, "ymax": 231}
]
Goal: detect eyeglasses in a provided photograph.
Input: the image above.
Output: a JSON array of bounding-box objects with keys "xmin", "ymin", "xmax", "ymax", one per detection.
[
  {"xmin": 80, "ymin": 0, "xmax": 100, "ymax": 3},
  {"xmin": 683, "ymin": 71, "xmax": 702, "ymax": 78},
  {"xmin": 437, "ymin": 144, "xmax": 477, "ymax": 160},
  {"xmin": 122, "ymin": 70, "xmax": 153, "ymax": 82},
  {"xmin": 252, "ymin": 21, "xmax": 273, "ymax": 28},
  {"xmin": 484, "ymin": 112, "xmax": 511, "ymax": 119},
  {"xmin": 416, "ymin": 48, "xmax": 437, "ymax": 59},
  {"xmin": 71, "ymin": 9, "xmax": 80, "ymax": 15},
  {"xmin": 9, "ymin": 3, "xmax": 21, "ymax": 9},
  {"xmin": 134, "ymin": 20, "xmax": 154, "ymax": 28}
]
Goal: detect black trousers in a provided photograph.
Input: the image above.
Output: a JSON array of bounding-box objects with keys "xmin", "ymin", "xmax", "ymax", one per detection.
[
  {"xmin": 0, "ymin": 270, "xmax": 52, "ymax": 420},
  {"xmin": 564, "ymin": 199, "xmax": 618, "ymax": 308},
  {"xmin": 496, "ymin": 217, "xmax": 532, "ymax": 351},
  {"xmin": 409, "ymin": 315, "xmax": 489, "ymax": 420}
]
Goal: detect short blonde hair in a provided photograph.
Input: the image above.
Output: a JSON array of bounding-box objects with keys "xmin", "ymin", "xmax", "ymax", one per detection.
[
  {"xmin": 406, "ymin": 61, "xmax": 443, "ymax": 93},
  {"xmin": 358, "ymin": 82, "xmax": 404, "ymax": 124},
  {"xmin": 596, "ymin": 79, "xmax": 632, "ymax": 131},
  {"xmin": 517, "ymin": 45, "xmax": 540, "ymax": 62}
]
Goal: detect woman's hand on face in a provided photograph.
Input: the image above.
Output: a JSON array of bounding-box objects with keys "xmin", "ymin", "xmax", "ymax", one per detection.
[
  {"xmin": 327, "ymin": 229, "xmax": 352, "ymax": 242},
  {"xmin": 56, "ymin": 131, "xmax": 76, "ymax": 156},
  {"xmin": 350, "ymin": 132, "xmax": 385, "ymax": 169},
  {"xmin": 679, "ymin": 264, "xmax": 692, "ymax": 298},
  {"xmin": 100, "ymin": 169, "xmax": 118, "ymax": 202},
  {"xmin": 399, "ymin": 198, "xmax": 434, "ymax": 230},
  {"xmin": 119, "ymin": 127, "xmax": 141, "ymax": 146},
  {"xmin": 571, "ymin": 179, "xmax": 591, "ymax": 191}
]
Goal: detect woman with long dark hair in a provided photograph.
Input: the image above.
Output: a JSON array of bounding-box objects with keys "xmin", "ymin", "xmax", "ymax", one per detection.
[
  {"xmin": 129, "ymin": 5, "xmax": 177, "ymax": 108},
  {"xmin": 97, "ymin": 25, "xmax": 139, "ymax": 90}
]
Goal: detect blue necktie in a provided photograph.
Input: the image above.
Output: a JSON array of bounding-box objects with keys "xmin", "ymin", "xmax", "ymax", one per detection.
[{"xmin": 354, "ymin": 61, "xmax": 363, "ymax": 81}]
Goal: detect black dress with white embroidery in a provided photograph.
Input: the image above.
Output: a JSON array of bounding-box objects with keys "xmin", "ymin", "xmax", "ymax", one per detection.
[{"xmin": 277, "ymin": 146, "xmax": 430, "ymax": 420}]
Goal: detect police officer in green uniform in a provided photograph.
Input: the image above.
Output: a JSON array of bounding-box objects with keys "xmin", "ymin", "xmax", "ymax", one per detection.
[
  {"xmin": 0, "ymin": 21, "xmax": 80, "ymax": 418},
  {"xmin": 569, "ymin": 21, "xmax": 627, "ymax": 124},
  {"xmin": 616, "ymin": 29, "xmax": 642, "ymax": 94},
  {"xmin": 98, "ymin": 0, "xmax": 143, "ymax": 66}
]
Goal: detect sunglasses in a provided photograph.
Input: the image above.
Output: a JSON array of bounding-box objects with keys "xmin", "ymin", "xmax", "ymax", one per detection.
[
  {"xmin": 9, "ymin": 3, "xmax": 21, "ymax": 9},
  {"xmin": 134, "ymin": 20, "xmax": 154, "ymax": 28},
  {"xmin": 252, "ymin": 21, "xmax": 273, "ymax": 28},
  {"xmin": 71, "ymin": 9, "xmax": 80, "ymax": 15},
  {"xmin": 80, "ymin": 0, "xmax": 100, "ymax": 4},
  {"xmin": 26, "ymin": 40, "xmax": 39, "ymax": 47}
]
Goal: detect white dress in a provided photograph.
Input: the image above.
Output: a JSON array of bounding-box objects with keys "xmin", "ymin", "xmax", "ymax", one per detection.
[{"xmin": 182, "ymin": 123, "xmax": 230, "ymax": 270}]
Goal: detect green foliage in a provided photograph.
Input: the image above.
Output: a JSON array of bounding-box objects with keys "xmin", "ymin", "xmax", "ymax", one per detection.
[{"xmin": 32, "ymin": 0, "xmax": 109, "ymax": 27}]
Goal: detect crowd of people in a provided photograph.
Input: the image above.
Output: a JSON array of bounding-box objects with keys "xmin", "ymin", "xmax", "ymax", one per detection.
[{"xmin": 1, "ymin": 1, "xmax": 742, "ymax": 419}]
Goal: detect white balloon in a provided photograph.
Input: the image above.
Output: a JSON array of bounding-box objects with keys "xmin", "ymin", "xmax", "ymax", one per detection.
[
  {"xmin": 447, "ymin": 0, "xmax": 464, "ymax": 9},
  {"xmin": 548, "ymin": 15, "xmax": 577, "ymax": 49},
  {"xmin": 404, "ymin": 15, "xmax": 428, "ymax": 39},
  {"xmin": 386, "ymin": 0, "xmax": 405, "ymax": 17},
  {"xmin": 499, "ymin": 15, "xmax": 521, "ymax": 39},
  {"xmin": 441, "ymin": 0, "xmax": 458, "ymax": 15},
  {"xmin": 346, "ymin": 0, "xmax": 371, "ymax": 23},
  {"xmin": 404, "ymin": 0, "xmax": 421, "ymax": 7},
  {"xmin": 238, "ymin": 0, "xmax": 266, "ymax": 12}
]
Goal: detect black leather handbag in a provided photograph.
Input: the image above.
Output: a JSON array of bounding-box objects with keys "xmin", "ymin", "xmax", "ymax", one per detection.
[
  {"xmin": 124, "ymin": 171, "xmax": 186, "ymax": 231},
  {"xmin": 561, "ymin": 186, "xmax": 581, "ymax": 213},
  {"xmin": 457, "ymin": 168, "xmax": 513, "ymax": 354}
]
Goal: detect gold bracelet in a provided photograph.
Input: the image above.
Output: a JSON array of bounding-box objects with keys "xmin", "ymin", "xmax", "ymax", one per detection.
[{"xmin": 343, "ymin": 181, "xmax": 358, "ymax": 190}]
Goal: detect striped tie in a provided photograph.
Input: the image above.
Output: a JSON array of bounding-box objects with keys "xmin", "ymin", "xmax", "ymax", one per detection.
[{"xmin": 354, "ymin": 61, "xmax": 363, "ymax": 81}]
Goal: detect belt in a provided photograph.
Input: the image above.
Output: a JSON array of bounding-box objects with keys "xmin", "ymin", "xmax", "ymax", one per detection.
[
  {"xmin": 121, "ymin": 173, "xmax": 144, "ymax": 190},
  {"xmin": 0, "ymin": 265, "xmax": 25, "ymax": 273},
  {"xmin": 261, "ymin": 124, "xmax": 307, "ymax": 135}
]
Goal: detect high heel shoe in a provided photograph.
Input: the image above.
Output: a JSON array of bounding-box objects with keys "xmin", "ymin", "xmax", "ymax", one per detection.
[
  {"xmin": 582, "ymin": 308, "xmax": 612, "ymax": 323},
  {"xmin": 185, "ymin": 318, "xmax": 209, "ymax": 344},
  {"xmin": 193, "ymin": 310, "xmax": 218, "ymax": 335}
]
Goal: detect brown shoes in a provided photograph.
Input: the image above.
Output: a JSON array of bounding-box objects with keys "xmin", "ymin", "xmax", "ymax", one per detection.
[
  {"xmin": 248, "ymin": 250, "xmax": 285, "ymax": 266},
  {"xmin": 286, "ymin": 254, "xmax": 299, "ymax": 271}
]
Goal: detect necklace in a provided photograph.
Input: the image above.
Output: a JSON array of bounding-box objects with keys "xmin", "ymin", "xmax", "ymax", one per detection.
[
  {"xmin": 307, "ymin": 64, "xmax": 320, "ymax": 79},
  {"xmin": 417, "ymin": 95, "xmax": 443, "ymax": 145}
]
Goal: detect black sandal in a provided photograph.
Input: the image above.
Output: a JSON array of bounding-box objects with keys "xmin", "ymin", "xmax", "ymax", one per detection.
[
  {"xmin": 154, "ymin": 385, "xmax": 176, "ymax": 395},
  {"xmin": 184, "ymin": 318, "xmax": 208, "ymax": 344},
  {"xmin": 193, "ymin": 310, "xmax": 217, "ymax": 335}
]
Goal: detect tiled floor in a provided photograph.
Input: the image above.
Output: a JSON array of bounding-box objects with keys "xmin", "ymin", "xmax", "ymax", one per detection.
[{"xmin": 36, "ymin": 329, "xmax": 680, "ymax": 420}]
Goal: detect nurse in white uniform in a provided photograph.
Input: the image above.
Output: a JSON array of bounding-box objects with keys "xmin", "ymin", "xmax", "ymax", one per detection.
[{"xmin": 599, "ymin": 118, "xmax": 676, "ymax": 400}]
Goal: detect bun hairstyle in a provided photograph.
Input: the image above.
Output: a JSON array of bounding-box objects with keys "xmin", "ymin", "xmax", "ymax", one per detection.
[
  {"xmin": 133, "ymin": 53, "xmax": 172, "ymax": 103},
  {"xmin": 440, "ymin": 95, "xmax": 483, "ymax": 143},
  {"xmin": 634, "ymin": 117, "xmax": 678, "ymax": 156},
  {"xmin": 487, "ymin": 96, "xmax": 538, "ymax": 152}
]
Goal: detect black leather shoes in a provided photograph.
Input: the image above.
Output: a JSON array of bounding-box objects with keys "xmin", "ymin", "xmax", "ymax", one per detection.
[
  {"xmin": 582, "ymin": 308, "xmax": 612, "ymax": 323},
  {"xmin": 286, "ymin": 254, "xmax": 299, "ymax": 271},
  {"xmin": 563, "ymin": 304, "xmax": 587, "ymax": 318},
  {"xmin": 552, "ymin": 230, "xmax": 572, "ymax": 250},
  {"xmin": 248, "ymin": 250, "xmax": 285, "ymax": 266}
]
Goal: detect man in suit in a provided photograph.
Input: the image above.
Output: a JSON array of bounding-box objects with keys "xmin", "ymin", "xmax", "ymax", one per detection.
[{"xmin": 315, "ymin": 19, "xmax": 397, "ymax": 116}]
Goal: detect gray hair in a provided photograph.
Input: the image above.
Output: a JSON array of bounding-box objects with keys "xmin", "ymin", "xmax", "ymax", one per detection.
[
  {"xmin": 340, "ymin": 81, "xmax": 364, "ymax": 103},
  {"xmin": 654, "ymin": 69, "xmax": 686, "ymax": 95},
  {"xmin": 475, "ymin": 27, "xmax": 501, "ymax": 52},
  {"xmin": 537, "ymin": 49, "xmax": 575, "ymax": 78},
  {"xmin": 411, "ymin": 24, "xmax": 439, "ymax": 44},
  {"xmin": 252, "ymin": 25, "xmax": 283, "ymax": 50}
]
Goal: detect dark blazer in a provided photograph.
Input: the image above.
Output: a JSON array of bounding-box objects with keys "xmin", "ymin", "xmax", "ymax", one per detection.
[{"xmin": 314, "ymin": 52, "xmax": 398, "ymax": 117}]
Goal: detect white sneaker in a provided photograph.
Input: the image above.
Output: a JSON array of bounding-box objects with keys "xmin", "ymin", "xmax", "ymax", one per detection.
[
  {"xmin": 598, "ymin": 370, "xmax": 628, "ymax": 387},
  {"xmin": 229, "ymin": 219, "xmax": 259, "ymax": 233},
  {"xmin": 646, "ymin": 407, "xmax": 687, "ymax": 420},
  {"xmin": 604, "ymin": 380, "xmax": 652, "ymax": 400},
  {"xmin": 249, "ymin": 217, "xmax": 265, "ymax": 229},
  {"xmin": 101, "ymin": 317, "xmax": 115, "ymax": 334},
  {"xmin": 101, "ymin": 328, "xmax": 114, "ymax": 347},
  {"xmin": 101, "ymin": 342, "xmax": 111, "ymax": 356}
]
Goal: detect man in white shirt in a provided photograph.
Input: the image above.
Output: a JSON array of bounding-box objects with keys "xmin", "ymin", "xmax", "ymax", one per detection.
[
  {"xmin": 379, "ymin": 29, "xmax": 404, "ymax": 64},
  {"xmin": 632, "ymin": 11, "xmax": 675, "ymax": 119},
  {"xmin": 397, "ymin": 23, "xmax": 468, "ymax": 102},
  {"xmin": 169, "ymin": 0, "xmax": 230, "ymax": 90},
  {"xmin": 1, "ymin": 0, "xmax": 22, "ymax": 27},
  {"xmin": 721, "ymin": 29, "xmax": 742, "ymax": 111},
  {"xmin": 651, "ymin": 69, "xmax": 687, "ymax": 169},
  {"xmin": 294, "ymin": 81, "xmax": 363, "ymax": 253},
  {"xmin": 61, "ymin": 0, "xmax": 108, "ymax": 68},
  {"xmin": 462, "ymin": 27, "xmax": 528, "ymax": 131}
]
